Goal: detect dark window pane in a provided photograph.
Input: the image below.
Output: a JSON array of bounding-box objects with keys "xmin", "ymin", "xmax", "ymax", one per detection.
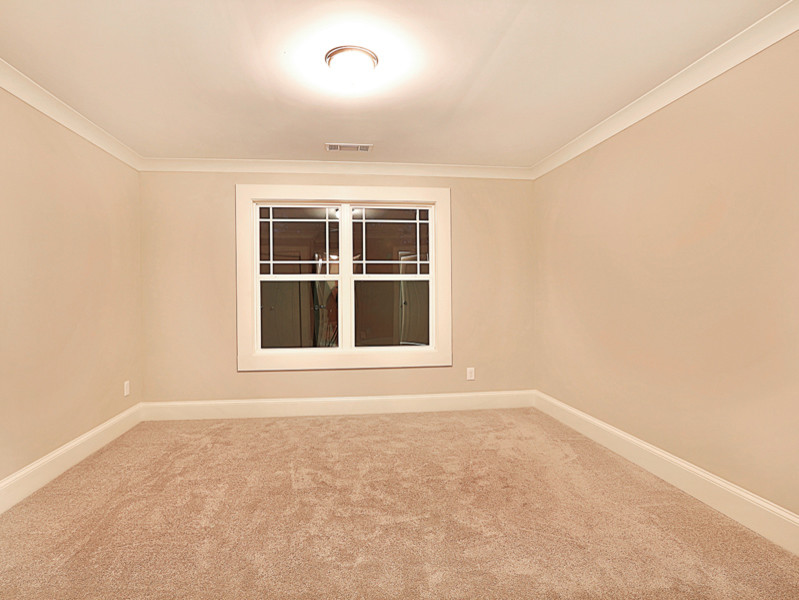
[
  {"xmin": 259, "ymin": 222, "xmax": 271, "ymax": 261},
  {"xmin": 259, "ymin": 207, "xmax": 271, "ymax": 219},
  {"xmin": 273, "ymin": 263, "xmax": 325, "ymax": 275},
  {"xmin": 261, "ymin": 281, "xmax": 339, "ymax": 348},
  {"xmin": 354, "ymin": 281, "xmax": 429, "ymax": 347},
  {"xmin": 273, "ymin": 221, "xmax": 327, "ymax": 261},
  {"xmin": 419, "ymin": 223, "xmax": 429, "ymax": 261},
  {"xmin": 365, "ymin": 222, "xmax": 417, "ymax": 261},
  {"xmin": 329, "ymin": 223, "xmax": 339, "ymax": 258},
  {"xmin": 354, "ymin": 263, "xmax": 363, "ymax": 274},
  {"xmin": 419, "ymin": 209, "xmax": 429, "ymax": 221},
  {"xmin": 420, "ymin": 263, "xmax": 429, "ymax": 274},
  {"xmin": 260, "ymin": 263, "xmax": 270, "ymax": 275},
  {"xmin": 352, "ymin": 222, "xmax": 363, "ymax": 260},
  {"xmin": 352, "ymin": 208, "xmax": 365, "ymax": 221},
  {"xmin": 272, "ymin": 207, "xmax": 327, "ymax": 220},
  {"xmin": 365, "ymin": 263, "xmax": 417, "ymax": 274},
  {"xmin": 365, "ymin": 208, "xmax": 417, "ymax": 221},
  {"xmin": 329, "ymin": 263, "xmax": 339, "ymax": 275}
]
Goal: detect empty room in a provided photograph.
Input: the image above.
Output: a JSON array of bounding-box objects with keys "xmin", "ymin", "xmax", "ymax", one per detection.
[{"xmin": 1, "ymin": 1, "xmax": 798, "ymax": 597}]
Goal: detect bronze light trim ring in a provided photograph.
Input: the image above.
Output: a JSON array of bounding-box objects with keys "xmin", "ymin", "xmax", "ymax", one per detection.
[{"xmin": 324, "ymin": 46, "xmax": 379, "ymax": 68}]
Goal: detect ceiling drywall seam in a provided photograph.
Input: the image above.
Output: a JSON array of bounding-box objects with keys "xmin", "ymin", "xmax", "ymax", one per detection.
[
  {"xmin": 1, "ymin": 0, "xmax": 797, "ymax": 181},
  {"xmin": 527, "ymin": 0, "xmax": 799, "ymax": 179},
  {"xmin": 0, "ymin": 58, "xmax": 144, "ymax": 170}
]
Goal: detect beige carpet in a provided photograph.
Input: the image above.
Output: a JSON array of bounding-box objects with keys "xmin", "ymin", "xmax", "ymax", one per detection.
[{"xmin": 0, "ymin": 408, "xmax": 797, "ymax": 599}]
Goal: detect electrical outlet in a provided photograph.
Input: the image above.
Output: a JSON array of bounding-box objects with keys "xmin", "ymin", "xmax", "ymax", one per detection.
[
  {"xmin": 123, "ymin": 381, "xmax": 131, "ymax": 397},
  {"xmin": 466, "ymin": 367, "xmax": 475, "ymax": 381}
]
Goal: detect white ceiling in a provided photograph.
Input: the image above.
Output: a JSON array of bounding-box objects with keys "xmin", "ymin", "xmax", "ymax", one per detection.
[{"xmin": 0, "ymin": 1, "xmax": 790, "ymax": 169}]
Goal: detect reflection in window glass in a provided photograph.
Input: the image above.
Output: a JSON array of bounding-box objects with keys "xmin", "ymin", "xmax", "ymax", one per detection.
[
  {"xmin": 272, "ymin": 263, "xmax": 326, "ymax": 275},
  {"xmin": 365, "ymin": 263, "xmax": 417, "ymax": 274},
  {"xmin": 273, "ymin": 221, "xmax": 327, "ymax": 259},
  {"xmin": 261, "ymin": 281, "xmax": 338, "ymax": 348},
  {"xmin": 272, "ymin": 207, "xmax": 328, "ymax": 220},
  {"xmin": 261, "ymin": 209, "xmax": 339, "ymax": 274},
  {"xmin": 257, "ymin": 204, "xmax": 433, "ymax": 351},
  {"xmin": 419, "ymin": 223, "xmax": 429, "ymax": 261},
  {"xmin": 259, "ymin": 222, "xmax": 270, "ymax": 261},
  {"xmin": 354, "ymin": 281, "xmax": 429, "ymax": 347},
  {"xmin": 365, "ymin": 222, "xmax": 417, "ymax": 261},
  {"xmin": 352, "ymin": 222, "xmax": 363, "ymax": 261},
  {"xmin": 329, "ymin": 222, "xmax": 339, "ymax": 258},
  {"xmin": 365, "ymin": 208, "xmax": 417, "ymax": 221}
]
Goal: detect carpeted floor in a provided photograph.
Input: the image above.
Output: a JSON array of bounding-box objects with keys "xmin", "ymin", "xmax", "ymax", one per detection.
[{"xmin": 0, "ymin": 408, "xmax": 797, "ymax": 599}]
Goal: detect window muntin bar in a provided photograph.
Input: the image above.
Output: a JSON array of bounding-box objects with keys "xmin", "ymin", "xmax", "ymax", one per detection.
[
  {"xmin": 258, "ymin": 204, "xmax": 341, "ymax": 349},
  {"xmin": 258, "ymin": 205, "xmax": 340, "ymax": 278},
  {"xmin": 350, "ymin": 205, "xmax": 432, "ymax": 348}
]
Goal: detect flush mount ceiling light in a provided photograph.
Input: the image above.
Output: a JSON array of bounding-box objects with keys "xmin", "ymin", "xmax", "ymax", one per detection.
[
  {"xmin": 324, "ymin": 45, "xmax": 378, "ymax": 79},
  {"xmin": 284, "ymin": 16, "xmax": 417, "ymax": 97}
]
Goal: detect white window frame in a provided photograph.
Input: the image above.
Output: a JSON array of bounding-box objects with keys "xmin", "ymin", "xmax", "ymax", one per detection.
[{"xmin": 236, "ymin": 184, "xmax": 452, "ymax": 371}]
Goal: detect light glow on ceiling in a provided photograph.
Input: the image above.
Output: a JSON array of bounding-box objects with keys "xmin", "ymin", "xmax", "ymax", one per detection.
[{"xmin": 285, "ymin": 15, "xmax": 418, "ymax": 97}]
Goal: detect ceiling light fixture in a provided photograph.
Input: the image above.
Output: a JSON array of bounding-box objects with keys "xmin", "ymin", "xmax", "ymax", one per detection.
[
  {"xmin": 324, "ymin": 45, "xmax": 378, "ymax": 80},
  {"xmin": 285, "ymin": 17, "xmax": 416, "ymax": 97}
]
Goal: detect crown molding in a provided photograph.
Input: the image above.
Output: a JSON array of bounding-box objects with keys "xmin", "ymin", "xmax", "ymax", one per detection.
[
  {"xmin": 528, "ymin": 0, "xmax": 799, "ymax": 179},
  {"xmin": 3, "ymin": 1, "xmax": 797, "ymax": 181},
  {"xmin": 0, "ymin": 58, "xmax": 145, "ymax": 170},
  {"xmin": 137, "ymin": 157, "xmax": 534, "ymax": 180}
]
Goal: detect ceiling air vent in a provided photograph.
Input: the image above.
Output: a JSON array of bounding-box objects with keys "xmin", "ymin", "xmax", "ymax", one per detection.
[{"xmin": 325, "ymin": 143, "xmax": 373, "ymax": 152}]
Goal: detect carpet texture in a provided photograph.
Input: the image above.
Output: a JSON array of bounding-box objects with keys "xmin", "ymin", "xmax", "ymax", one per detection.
[{"xmin": 0, "ymin": 408, "xmax": 797, "ymax": 599}]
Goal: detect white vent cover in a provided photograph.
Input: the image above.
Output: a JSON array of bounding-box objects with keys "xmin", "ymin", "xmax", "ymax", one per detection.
[{"xmin": 325, "ymin": 143, "xmax": 373, "ymax": 152}]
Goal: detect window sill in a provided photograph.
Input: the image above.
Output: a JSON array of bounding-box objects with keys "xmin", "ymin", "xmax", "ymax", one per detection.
[{"xmin": 237, "ymin": 345, "xmax": 452, "ymax": 371}]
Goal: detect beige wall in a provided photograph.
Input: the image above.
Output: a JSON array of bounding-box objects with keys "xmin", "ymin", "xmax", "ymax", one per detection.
[
  {"xmin": 140, "ymin": 173, "xmax": 535, "ymax": 401},
  {"xmin": 532, "ymin": 33, "xmax": 799, "ymax": 512},
  {"xmin": 5, "ymin": 29, "xmax": 797, "ymax": 520},
  {"xmin": 0, "ymin": 89, "xmax": 142, "ymax": 479}
]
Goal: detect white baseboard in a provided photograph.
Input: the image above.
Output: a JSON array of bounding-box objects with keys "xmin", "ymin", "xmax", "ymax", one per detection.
[
  {"xmin": 532, "ymin": 390, "xmax": 799, "ymax": 556},
  {"xmin": 3, "ymin": 388, "xmax": 797, "ymax": 558},
  {"xmin": 0, "ymin": 390, "xmax": 534, "ymax": 514},
  {"xmin": 139, "ymin": 390, "xmax": 536, "ymax": 421},
  {"xmin": 0, "ymin": 404, "xmax": 142, "ymax": 514}
]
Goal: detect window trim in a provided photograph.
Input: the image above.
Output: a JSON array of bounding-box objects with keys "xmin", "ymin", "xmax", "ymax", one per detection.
[{"xmin": 236, "ymin": 184, "xmax": 452, "ymax": 371}]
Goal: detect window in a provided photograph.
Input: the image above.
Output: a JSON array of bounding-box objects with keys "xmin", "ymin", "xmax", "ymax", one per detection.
[{"xmin": 236, "ymin": 185, "xmax": 452, "ymax": 371}]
